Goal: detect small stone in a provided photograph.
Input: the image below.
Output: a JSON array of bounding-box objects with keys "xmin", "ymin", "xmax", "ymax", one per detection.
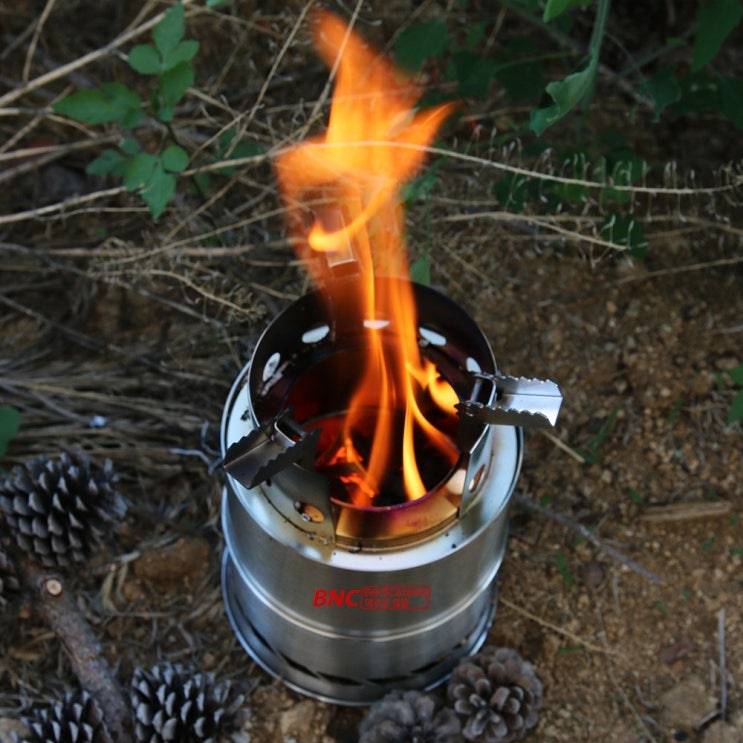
[
  {"xmin": 659, "ymin": 677, "xmax": 716, "ymax": 731},
  {"xmin": 580, "ymin": 562, "xmax": 605, "ymax": 589},
  {"xmin": 659, "ymin": 636, "xmax": 695, "ymax": 665}
]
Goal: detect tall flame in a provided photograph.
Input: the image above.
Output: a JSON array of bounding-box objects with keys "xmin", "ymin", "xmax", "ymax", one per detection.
[{"xmin": 275, "ymin": 11, "xmax": 458, "ymax": 506}]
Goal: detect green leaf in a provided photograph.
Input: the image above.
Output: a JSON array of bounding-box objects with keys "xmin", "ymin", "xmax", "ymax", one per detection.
[
  {"xmin": 555, "ymin": 552, "xmax": 574, "ymax": 587},
  {"xmin": 668, "ymin": 70, "xmax": 720, "ymax": 116},
  {"xmin": 206, "ymin": 0, "xmax": 231, "ymax": 6},
  {"xmin": 692, "ymin": 0, "xmax": 742, "ymax": 72},
  {"xmin": 727, "ymin": 390, "xmax": 743, "ymax": 423},
  {"xmin": 448, "ymin": 50, "xmax": 496, "ymax": 98},
  {"xmin": 600, "ymin": 148, "xmax": 649, "ymax": 205},
  {"xmin": 155, "ymin": 104, "xmax": 174, "ymax": 123},
  {"xmin": 161, "ymin": 144, "xmax": 189, "ymax": 172},
  {"xmin": 729, "ymin": 363, "xmax": 743, "ymax": 385},
  {"xmin": 403, "ymin": 165, "xmax": 439, "ymax": 203},
  {"xmin": 128, "ymin": 43, "xmax": 161, "ymax": 74},
  {"xmin": 628, "ymin": 488, "xmax": 645, "ymax": 504},
  {"xmin": 87, "ymin": 148, "xmax": 128, "ymax": 176},
  {"xmin": 153, "ymin": 2, "xmax": 185, "ymax": 60},
  {"xmin": 141, "ymin": 165, "xmax": 176, "ymax": 219},
  {"xmin": 0, "ymin": 406, "xmax": 20, "ymax": 457},
  {"xmin": 120, "ymin": 137, "xmax": 141, "ymax": 156},
  {"xmin": 543, "ymin": 0, "xmax": 592, "ymax": 22},
  {"xmin": 163, "ymin": 39, "xmax": 199, "ymax": 71},
  {"xmin": 640, "ymin": 65, "xmax": 681, "ymax": 120},
  {"xmin": 493, "ymin": 173, "xmax": 528, "ymax": 212},
  {"xmin": 600, "ymin": 213, "xmax": 648, "ymax": 257},
  {"xmin": 124, "ymin": 152, "xmax": 159, "ymax": 191},
  {"xmin": 216, "ymin": 137, "xmax": 264, "ymax": 175},
  {"xmin": 719, "ymin": 75, "xmax": 743, "ymax": 128},
  {"xmin": 53, "ymin": 83, "xmax": 143, "ymax": 125},
  {"xmin": 553, "ymin": 149, "xmax": 590, "ymax": 203},
  {"xmin": 529, "ymin": 59, "xmax": 596, "ymax": 135},
  {"xmin": 466, "ymin": 21, "xmax": 486, "ymax": 50},
  {"xmin": 159, "ymin": 61, "xmax": 193, "ymax": 106},
  {"xmin": 395, "ymin": 19, "xmax": 449, "ymax": 73},
  {"xmin": 409, "ymin": 252, "xmax": 431, "ymax": 286}
]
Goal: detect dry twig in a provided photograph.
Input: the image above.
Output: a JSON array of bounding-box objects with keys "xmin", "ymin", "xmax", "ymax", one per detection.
[
  {"xmin": 514, "ymin": 492, "xmax": 664, "ymax": 584},
  {"xmin": 17, "ymin": 557, "xmax": 132, "ymax": 742}
]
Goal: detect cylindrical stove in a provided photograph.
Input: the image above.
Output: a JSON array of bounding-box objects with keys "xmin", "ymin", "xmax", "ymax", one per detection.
[{"xmin": 219, "ymin": 277, "xmax": 561, "ymax": 704}]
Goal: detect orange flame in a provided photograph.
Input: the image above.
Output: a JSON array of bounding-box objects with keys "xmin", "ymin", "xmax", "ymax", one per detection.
[{"xmin": 275, "ymin": 11, "xmax": 458, "ymax": 506}]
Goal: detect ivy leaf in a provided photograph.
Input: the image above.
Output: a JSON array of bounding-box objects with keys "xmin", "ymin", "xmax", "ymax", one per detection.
[
  {"xmin": 543, "ymin": 0, "xmax": 592, "ymax": 22},
  {"xmin": 153, "ymin": 2, "xmax": 185, "ymax": 61},
  {"xmin": 87, "ymin": 148, "xmax": 128, "ymax": 176},
  {"xmin": 692, "ymin": 0, "xmax": 742, "ymax": 71},
  {"xmin": 161, "ymin": 144, "xmax": 188, "ymax": 172},
  {"xmin": 529, "ymin": 59, "xmax": 596, "ymax": 135},
  {"xmin": 141, "ymin": 165, "xmax": 176, "ymax": 219},
  {"xmin": 395, "ymin": 19, "xmax": 449, "ymax": 73},
  {"xmin": 128, "ymin": 44, "xmax": 161, "ymax": 74},
  {"xmin": 124, "ymin": 152, "xmax": 159, "ymax": 191}
]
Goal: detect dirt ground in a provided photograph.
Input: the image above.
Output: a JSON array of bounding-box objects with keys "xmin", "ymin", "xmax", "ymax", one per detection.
[{"xmin": 1, "ymin": 2, "xmax": 742, "ymax": 742}]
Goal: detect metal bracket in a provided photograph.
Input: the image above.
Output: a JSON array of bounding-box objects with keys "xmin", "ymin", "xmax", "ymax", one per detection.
[
  {"xmin": 456, "ymin": 372, "xmax": 562, "ymax": 429},
  {"xmin": 222, "ymin": 409, "xmax": 320, "ymax": 490}
]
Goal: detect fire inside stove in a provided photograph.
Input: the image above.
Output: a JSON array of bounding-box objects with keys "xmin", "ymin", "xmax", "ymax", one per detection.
[
  {"xmin": 219, "ymin": 9, "xmax": 562, "ymax": 705},
  {"xmin": 239, "ymin": 272, "xmax": 500, "ymax": 545},
  {"xmin": 273, "ymin": 10, "xmax": 462, "ymax": 507}
]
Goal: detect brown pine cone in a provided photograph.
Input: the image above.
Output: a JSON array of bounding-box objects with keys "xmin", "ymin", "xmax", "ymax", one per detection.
[
  {"xmin": 16, "ymin": 690, "xmax": 112, "ymax": 743},
  {"xmin": 131, "ymin": 662, "xmax": 246, "ymax": 743},
  {"xmin": 447, "ymin": 646, "xmax": 543, "ymax": 742},
  {"xmin": 0, "ymin": 452, "xmax": 125, "ymax": 569},
  {"xmin": 359, "ymin": 689, "xmax": 461, "ymax": 743}
]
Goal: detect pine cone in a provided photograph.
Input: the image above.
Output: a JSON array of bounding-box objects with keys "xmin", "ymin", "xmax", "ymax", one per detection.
[
  {"xmin": 447, "ymin": 646, "xmax": 543, "ymax": 742},
  {"xmin": 16, "ymin": 690, "xmax": 112, "ymax": 743},
  {"xmin": 131, "ymin": 662, "xmax": 245, "ymax": 743},
  {"xmin": 359, "ymin": 690, "xmax": 461, "ymax": 743},
  {"xmin": 0, "ymin": 541, "xmax": 20, "ymax": 609},
  {"xmin": 0, "ymin": 453, "xmax": 125, "ymax": 569}
]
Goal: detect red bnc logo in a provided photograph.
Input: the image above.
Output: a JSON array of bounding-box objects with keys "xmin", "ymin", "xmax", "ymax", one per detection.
[{"xmin": 313, "ymin": 584, "xmax": 431, "ymax": 610}]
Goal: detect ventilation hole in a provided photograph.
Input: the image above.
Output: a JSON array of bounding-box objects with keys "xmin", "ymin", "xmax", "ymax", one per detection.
[
  {"xmin": 262, "ymin": 352, "xmax": 281, "ymax": 382},
  {"xmin": 363, "ymin": 318, "xmax": 390, "ymax": 330},
  {"xmin": 419, "ymin": 326, "xmax": 446, "ymax": 346},
  {"xmin": 466, "ymin": 356, "xmax": 481, "ymax": 373},
  {"xmin": 301, "ymin": 324, "xmax": 330, "ymax": 343},
  {"xmin": 294, "ymin": 501, "xmax": 324, "ymax": 523}
]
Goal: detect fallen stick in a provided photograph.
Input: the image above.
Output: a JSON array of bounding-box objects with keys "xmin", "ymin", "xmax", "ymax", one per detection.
[
  {"xmin": 514, "ymin": 492, "xmax": 664, "ymax": 584},
  {"xmin": 18, "ymin": 557, "xmax": 132, "ymax": 743},
  {"xmin": 719, "ymin": 607, "xmax": 727, "ymax": 722}
]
